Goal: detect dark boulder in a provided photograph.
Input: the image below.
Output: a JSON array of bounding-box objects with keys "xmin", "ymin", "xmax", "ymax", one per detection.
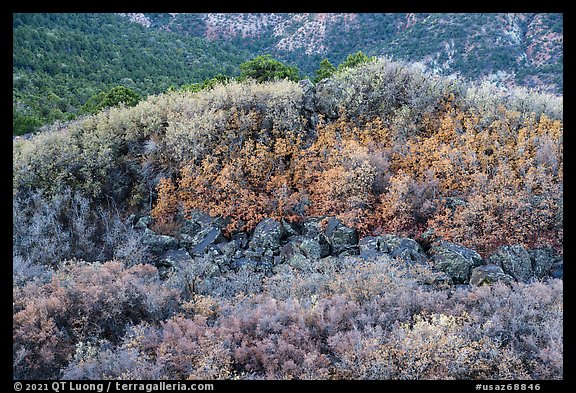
[
  {"xmin": 179, "ymin": 211, "xmax": 226, "ymax": 252},
  {"xmin": 280, "ymin": 236, "xmax": 322, "ymax": 270},
  {"xmin": 324, "ymin": 217, "xmax": 358, "ymax": 255},
  {"xmin": 281, "ymin": 218, "xmax": 301, "ymax": 239},
  {"xmin": 301, "ymin": 217, "xmax": 331, "ymax": 257},
  {"xmin": 157, "ymin": 249, "xmax": 193, "ymax": 268},
  {"xmin": 134, "ymin": 215, "xmax": 152, "ymax": 229},
  {"xmin": 142, "ymin": 228, "xmax": 179, "ymax": 255},
  {"xmin": 528, "ymin": 247, "xmax": 561, "ymax": 279},
  {"xmin": 428, "ymin": 241, "xmax": 483, "ymax": 284},
  {"xmin": 190, "ymin": 228, "xmax": 222, "ymax": 256},
  {"xmin": 358, "ymin": 235, "xmax": 428, "ymax": 265},
  {"xmin": 470, "ymin": 264, "xmax": 514, "ymax": 286},
  {"xmin": 231, "ymin": 231, "xmax": 249, "ymax": 249},
  {"xmin": 315, "ymin": 78, "xmax": 344, "ymax": 119},
  {"xmin": 155, "ymin": 249, "xmax": 220, "ymax": 280},
  {"xmin": 550, "ymin": 261, "xmax": 563, "ymax": 279},
  {"xmin": 299, "ymin": 79, "xmax": 317, "ymax": 113},
  {"xmin": 379, "ymin": 234, "xmax": 428, "ymax": 265},
  {"xmin": 248, "ymin": 218, "xmax": 282, "ymax": 252},
  {"xmin": 230, "ymin": 257, "xmax": 273, "ymax": 272},
  {"xmin": 488, "ymin": 244, "xmax": 532, "ymax": 282}
]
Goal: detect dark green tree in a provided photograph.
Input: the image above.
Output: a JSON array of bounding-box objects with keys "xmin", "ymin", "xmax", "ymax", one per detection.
[
  {"xmin": 239, "ymin": 54, "xmax": 299, "ymax": 83},
  {"xmin": 81, "ymin": 86, "xmax": 141, "ymax": 115},
  {"xmin": 13, "ymin": 111, "xmax": 43, "ymax": 136},
  {"xmin": 314, "ymin": 58, "xmax": 336, "ymax": 83},
  {"xmin": 338, "ymin": 50, "xmax": 375, "ymax": 71}
]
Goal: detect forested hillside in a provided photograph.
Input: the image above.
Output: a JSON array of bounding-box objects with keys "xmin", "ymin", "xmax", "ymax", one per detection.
[
  {"xmin": 13, "ymin": 13, "xmax": 562, "ymax": 136},
  {"xmin": 13, "ymin": 55, "xmax": 563, "ymax": 380},
  {"xmin": 12, "ymin": 13, "xmax": 249, "ymax": 135},
  {"xmin": 137, "ymin": 13, "xmax": 563, "ymax": 93}
]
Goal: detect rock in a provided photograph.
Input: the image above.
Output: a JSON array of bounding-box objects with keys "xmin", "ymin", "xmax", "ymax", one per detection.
[
  {"xmin": 359, "ymin": 236, "xmax": 380, "ymax": 253},
  {"xmin": 230, "ymin": 257, "xmax": 258, "ymax": 270},
  {"xmin": 324, "ymin": 217, "xmax": 358, "ymax": 255},
  {"xmin": 315, "ymin": 78, "xmax": 343, "ymax": 119},
  {"xmin": 422, "ymin": 271, "xmax": 453, "ymax": 287},
  {"xmin": 283, "ymin": 236, "xmax": 322, "ymax": 260},
  {"xmin": 230, "ymin": 257, "xmax": 273, "ymax": 272},
  {"xmin": 248, "ymin": 218, "xmax": 282, "ymax": 252},
  {"xmin": 280, "ymin": 236, "xmax": 321, "ymax": 270},
  {"xmin": 488, "ymin": 244, "xmax": 532, "ymax": 282},
  {"xmin": 528, "ymin": 247, "xmax": 560, "ymax": 279},
  {"xmin": 550, "ymin": 261, "xmax": 563, "ymax": 279},
  {"xmin": 379, "ymin": 234, "xmax": 428, "ymax": 265},
  {"xmin": 179, "ymin": 219, "xmax": 225, "ymax": 253},
  {"xmin": 281, "ymin": 218, "xmax": 301, "ymax": 238},
  {"xmin": 134, "ymin": 215, "xmax": 152, "ymax": 229},
  {"xmin": 244, "ymin": 248, "xmax": 264, "ymax": 259},
  {"xmin": 286, "ymin": 253, "xmax": 310, "ymax": 270},
  {"xmin": 182, "ymin": 210, "xmax": 227, "ymax": 234},
  {"xmin": 470, "ymin": 264, "xmax": 514, "ymax": 286},
  {"xmin": 428, "ymin": 241, "xmax": 483, "ymax": 284},
  {"xmin": 179, "ymin": 233, "xmax": 196, "ymax": 250},
  {"xmin": 214, "ymin": 240, "xmax": 241, "ymax": 259},
  {"xmin": 155, "ymin": 249, "xmax": 199, "ymax": 279},
  {"xmin": 231, "ymin": 231, "xmax": 249, "ymax": 249},
  {"xmin": 190, "ymin": 228, "xmax": 222, "ymax": 256},
  {"xmin": 126, "ymin": 214, "xmax": 138, "ymax": 227},
  {"xmin": 301, "ymin": 218, "xmax": 331, "ymax": 257},
  {"xmin": 358, "ymin": 235, "xmax": 428, "ymax": 264},
  {"xmin": 180, "ymin": 210, "xmax": 227, "ymax": 242},
  {"xmin": 299, "ymin": 79, "xmax": 316, "ymax": 113},
  {"xmin": 157, "ymin": 249, "xmax": 193, "ymax": 268},
  {"xmin": 142, "ymin": 228, "xmax": 179, "ymax": 254}
]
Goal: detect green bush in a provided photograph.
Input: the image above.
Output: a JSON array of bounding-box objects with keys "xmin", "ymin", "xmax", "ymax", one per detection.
[{"xmin": 240, "ymin": 54, "xmax": 300, "ymax": 83}]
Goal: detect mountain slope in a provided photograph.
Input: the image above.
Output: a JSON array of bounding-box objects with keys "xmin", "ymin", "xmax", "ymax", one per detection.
[{"xmin": 137, "ymin": 12, "xmax": 562, "ymax": 93}]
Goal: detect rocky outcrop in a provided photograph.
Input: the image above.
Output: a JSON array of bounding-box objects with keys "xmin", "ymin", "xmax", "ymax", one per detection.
[
  {"xmin": 324, "ymin": 217, "xmax": 358, "ymax": 255},
  {"xmin": 142, "ymin": 228, "xmax": 179, "ymax": 254},
  {"xmin": 314, "ymin": 78, "xmax": 344, "ymax": 119},
  {"xmin": 133, "ymin": 213, "xmax": 562, "ymax": 285},
  {"xmin": 528, "ymin": 247, "xmax": 560, "ymax": 279},
  {"xmin": 281, "ymin": 236, "xmax": 322, "ymax": 270},
  {"xmin": 359, "ymin": 234, "xmax": 428, "ymax": 265},
  {"xmin": 248, "ymin": 218, "xmax": 283, "ymax": 252},
  {"xmin": 301, "ymin": 218, "xmax": 331, "ymax": 257}
]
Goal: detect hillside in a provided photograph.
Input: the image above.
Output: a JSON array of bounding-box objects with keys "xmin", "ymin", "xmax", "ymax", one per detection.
[
  {"xmin": 135, "ymin": 13, "xmax": 563, "ymax": 93},
  {"xmin": 13, "ymin": 13, "xmax": 562, "ymax": 136},
  {"xmin": 12, "ymin": 13, "xmax": 250, "ymax": 135},
  {"xmin": 13, "ymin": 57, "xmax": 563, "ymax": 380}
]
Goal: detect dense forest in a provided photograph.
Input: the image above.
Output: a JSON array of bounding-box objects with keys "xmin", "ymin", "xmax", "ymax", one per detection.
[
  {"xmin": 12, "ymin": 13, "xmax": 249, "ymax": 135},
  {"xmin": 140, "ymin": 13, "xmax": 563, "ymax": 92}
]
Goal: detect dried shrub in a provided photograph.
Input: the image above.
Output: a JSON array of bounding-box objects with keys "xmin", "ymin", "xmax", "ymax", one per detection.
[{"xmin": 13, "ymin": 261, "xmax": 180, "ymax": 380}]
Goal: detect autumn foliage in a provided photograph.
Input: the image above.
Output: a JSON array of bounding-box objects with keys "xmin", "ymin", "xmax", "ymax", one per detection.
[{"xmin": 153, "ymin": 95, "xmax": 562, "ymax": 256}]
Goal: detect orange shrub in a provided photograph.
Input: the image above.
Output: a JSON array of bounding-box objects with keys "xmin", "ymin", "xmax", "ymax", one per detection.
[{"xmin": 151, "ymin": 101, "xmax": 562, "ymax": 255}]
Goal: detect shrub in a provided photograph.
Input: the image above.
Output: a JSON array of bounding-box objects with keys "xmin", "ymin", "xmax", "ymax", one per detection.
[
  {"xmin": 13, "ymin": 261, "xmax": 180, "ymax": 380},
  {"xmin": 13, "ymin": 188, "xmax": 152, "ymax": 269}
]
